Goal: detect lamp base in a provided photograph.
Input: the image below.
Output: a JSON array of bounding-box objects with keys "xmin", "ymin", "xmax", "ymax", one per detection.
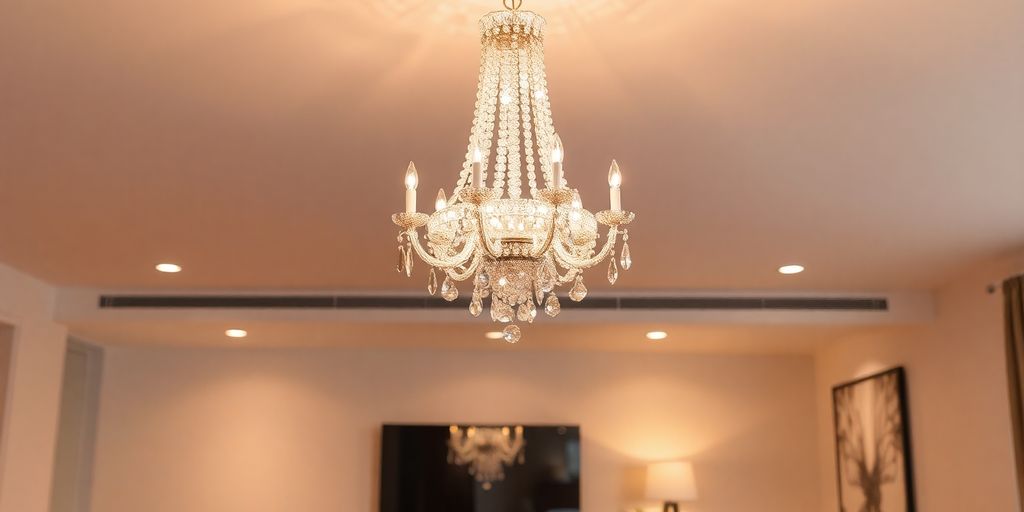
[{"xmin": 662, "ymin": 502, "xmax": 679, "ymax": 512}]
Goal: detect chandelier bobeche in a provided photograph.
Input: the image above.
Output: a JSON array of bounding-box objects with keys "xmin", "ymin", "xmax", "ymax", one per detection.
[{"xmin": 392, "ymin": 0, "xmax": 635, "ymax": 343}]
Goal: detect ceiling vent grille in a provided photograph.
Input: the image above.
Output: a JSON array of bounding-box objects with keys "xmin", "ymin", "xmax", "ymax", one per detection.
[{"xmin": 98, "ymin": 295, "xmax": 888, "ymax": 312}]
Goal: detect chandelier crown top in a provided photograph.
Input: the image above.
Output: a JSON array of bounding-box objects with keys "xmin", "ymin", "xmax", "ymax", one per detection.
[{"xmin": 480, "ymin": 9, "xmax": 545, "ymax": 40}]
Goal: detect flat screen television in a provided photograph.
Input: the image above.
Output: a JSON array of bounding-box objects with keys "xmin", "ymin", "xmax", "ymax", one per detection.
[{"xmin": 380, "ymin": 424, "xmax": 580, "ymax": 512}]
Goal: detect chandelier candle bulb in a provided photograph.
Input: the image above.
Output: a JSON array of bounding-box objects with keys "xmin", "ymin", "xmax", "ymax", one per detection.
[
  {"xmin": 435, "ymin": 189, "xmax": 447, "ymax": 211},
  {"xmin": 608, "ymin": 160, "xmax": 622, "ymax": 211},
  {"xmin": 404, "ymin": 162, "xmax": 418, "ymax": 213},
  {"xmin": 471, "ymin": 143, "xmax": 484, "ymax": 188},
  {"xmin": 551, "ymin": 134, "xmax": 564, "ymax": 188}
]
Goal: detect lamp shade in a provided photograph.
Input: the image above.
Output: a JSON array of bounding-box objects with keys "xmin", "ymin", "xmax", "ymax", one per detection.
[{"xmin": 645, "ymin": 461, "xmax": 698, "ymax": 502}]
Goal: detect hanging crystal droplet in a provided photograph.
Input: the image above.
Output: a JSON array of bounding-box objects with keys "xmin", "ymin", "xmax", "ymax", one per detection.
[
  {"xmin": 569, "ymin": 276, "xmax": 588, "ymax": 302},
  {"xmin": 427, "ymin": 268, "xmax": 438, "ymax": 295},
  {"xmin": 517, "ymin": 301, "xmax": 536, "ymax": 323},
  {"xmin": 620, "ymin": 241, "xmax": 632, "ymax": 270},
  {"xmin": 441, "ymin": 276, "xmax": 459, "ymax": 301},
  {"xmin": 536, "ymin": 262, "xmax": 555, "ymax": 294},
  {"xmin": 469, "ymin": 293, "xmax": 483, "ymax": 317},
  {"xmin": 534, "ymin": 282, "xmax": 545, "ymax": 304},
  {"xmin": 404, "ymin": 244, "xmax": 413, "ymax": 277},
  {"xmin": 502, "ymin": 324, "xmax": 521, "ymax": 344},
  {"xmin": 607, "ymin": 257, "xmax": 619, "ymax": 285},
  {"xmin": 396, "ymin": 246, "xmax": 406, "ymax": 274},
  {"xmin": 476, "ymin": 270, "xmax": 490, "ymax": 288},
  {"xmin": 545, "ymin": 294, "xmax": 561, "ymax": 317},
  {"xmin": 491, "ymin": 300, "xmax": 513, "ymax": 323}
]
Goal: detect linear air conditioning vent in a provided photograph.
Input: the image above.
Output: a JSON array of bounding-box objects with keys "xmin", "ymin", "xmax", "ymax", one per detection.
[{"xmin": 98, "ymin": 295, "xmax": 888, "ymax": 311}]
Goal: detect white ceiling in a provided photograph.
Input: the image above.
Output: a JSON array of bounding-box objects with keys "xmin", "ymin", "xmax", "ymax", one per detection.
[{"xmin": 1, "ymin": 0, "xmax": 1023, "ymax": 294}]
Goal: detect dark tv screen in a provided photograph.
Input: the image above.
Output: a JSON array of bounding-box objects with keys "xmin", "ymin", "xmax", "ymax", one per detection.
[{"xmin": 380, "ymin": 424, "xmax": 580, "ymax": 512}]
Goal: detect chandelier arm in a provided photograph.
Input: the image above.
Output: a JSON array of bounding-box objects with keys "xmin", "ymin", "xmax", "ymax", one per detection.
[
  {"xmin": 446, "ymin": 255, "xmax": 481, "ymax": 281},
  {"xmin": 547, "ymin": 249, "xmax": 580, "ymax": 283},
  {"xmin": 554, "ymin": 266, "xmax": 579, "ymax": 284},
  {"xmin": 407, "ymin": 229, "xmax": 478, "ymax": 269},
  {"xmin": 474, "ymin": 209, "xmax": 505, "ymax": 260},
  {"xmin": 552, "ymin": 226, "xmax": 619, "ymax": 269},
  {"xmin": 528, "ymin": 212, "xmax": 559, "ymax": 258}
]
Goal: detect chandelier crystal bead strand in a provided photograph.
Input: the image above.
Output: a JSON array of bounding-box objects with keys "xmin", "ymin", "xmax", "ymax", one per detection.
[{"xmin": 391, "ymin": 0, "xmax": 636, "ymax": 343}]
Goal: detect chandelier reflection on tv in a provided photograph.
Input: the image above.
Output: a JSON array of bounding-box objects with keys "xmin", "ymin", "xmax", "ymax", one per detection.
[
  {"xmin": 391, "ymin": 0, "xmax": 636, "ymax": 344},
  {"xmin": 447, "ymin": 425, "xmax": 526, "ymax": 490}
]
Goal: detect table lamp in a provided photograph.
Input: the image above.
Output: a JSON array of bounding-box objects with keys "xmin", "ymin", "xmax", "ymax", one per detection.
[{"xmin": 645, "ymin": 461, "xmax": 698, "ymax": 512}]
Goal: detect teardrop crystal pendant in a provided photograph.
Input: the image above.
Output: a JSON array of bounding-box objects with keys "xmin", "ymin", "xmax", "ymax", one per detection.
[
  {"xmin": 607, "ymin": 257, "xmax": 619, "ymax": 284},
  {"xmin": 517, "ymin": 301, "xmax": 537, "ymax": 323},
  {"xmin": 534, "ymin": 282, "xmax": 545, "ymax": 305},
  {"xmin": 469, "ymin": 293, "xmax": 483, "ymax": 317},
  {"xmin": 427, "ymin": 268, "xmax": 438, "ymax": 295},
  {"xmin": 544, "ymin": 294, "xmax": 561, "ymax": 317},
  {"xmin": 569, "ymin": 276, "xmax": 588, "ymax": 302},
  {"xmin": 396, "ymin": 245, "xmax": 406, "ymax": 274},
  {"xmin": 441, "ymin": 276, "xmax": 459, "ymax": 302},
  {"xmin": 491, "ymin": 300, "xmax": 513, "ymax": 323},
  {"xmin": 620, "ymin": 241, "xmax": 632, "ymax": 270},
  {"xmin": 502, "ymin": 324, "xmax": 521, "ymax": 344},
  {"xmin": 404, "ymin": 244, "xmax": 413, "ymax": 277},
  {"xmin": 536, "ymin": 261, "xmax": 555, "ymax": 293},
  {"xmin": 476, "ymin": 270, "xmax": 490, "ymax": 288}
]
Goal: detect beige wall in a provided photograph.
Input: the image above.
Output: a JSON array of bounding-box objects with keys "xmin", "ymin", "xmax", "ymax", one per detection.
[
  {"xmin": 815, "ymin": 256, "xmax": 1022, "ymax": 511},
  {"xmin": 91, "ymin": 348, "xmax": 820, "ymax": 512},
  {"xmin": 0, "ymin": 327, "xmax": 12, "ymax": 457},
  {"xmin": 0, "ymin": 263, "xmax": 68, "ymax": 512},
  {"xmin": 50, "ymin": 342, "xmax": 103, "ymax": 512}
]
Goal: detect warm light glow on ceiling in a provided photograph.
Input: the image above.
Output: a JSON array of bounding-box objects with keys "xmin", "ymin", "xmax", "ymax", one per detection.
[
  {"xmin": 778, "ymin": 264, "xmax": 805, "ymax": 275},
  {"xmin": 485, "ymin": 331, "xmax": 504, "ymax": 340},
  {"xmin": 646, "ymin": 331, "xmax": 668, "ymax": 341},
  {"xmin": 155, "ymin": 263, "xmax": 182, "ymax": 273},
  {"xmin": 360, "ymin": 0, "xmax": 653, "ymax": 35},
  {"xmin": 225, "ymin": 329, "xmax": 248, "ymax": 338}
]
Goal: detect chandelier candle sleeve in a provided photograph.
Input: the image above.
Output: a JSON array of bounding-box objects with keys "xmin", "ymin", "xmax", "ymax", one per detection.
[
  {"xmin": 472, "ymin": 144, "xmax": 484, "ymax": 188},
  {"xmin": 551, "ymin": 134, "xmax": 564, "ymax": 189},
  {"xmin": 405, "ymin": 162, "xmax": 418, "ymax": 213},
  {"xmin": 609, "ymin": 160, "xmax": 622, "ymax": 211}
]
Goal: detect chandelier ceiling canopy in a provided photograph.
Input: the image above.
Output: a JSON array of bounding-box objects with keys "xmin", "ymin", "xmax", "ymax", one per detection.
[{"xmin": 392, "ymin": 0, "xmax": 636, "ymax": 343}]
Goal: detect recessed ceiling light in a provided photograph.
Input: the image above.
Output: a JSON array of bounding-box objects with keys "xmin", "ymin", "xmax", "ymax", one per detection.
[
  {"xmin": 646, "ymin": 331, "xmax": 668, "ymax": 341},
  {"xmin": 155, "ymin": 263, "xmax": 182, "ymax": 273},
  {"xmin": 778, "ymin": 264, "xmax": 805, "ymax": 275},
  {"xmin": 485, "ymin": 331, "xmax": 504, "ymax": 340},
  {"xmin": 225, "ymin": 329, "xmax": 248, "ymax": 339}
]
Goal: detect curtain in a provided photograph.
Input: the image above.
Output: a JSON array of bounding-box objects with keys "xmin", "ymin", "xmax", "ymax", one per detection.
[{"xmin": 1005, "ymin": 276, "xmax": 1024, "ymax": 509}]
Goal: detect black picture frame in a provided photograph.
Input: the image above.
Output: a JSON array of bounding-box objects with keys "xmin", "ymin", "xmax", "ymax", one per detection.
[{"xmin": 832, "ymin": 367, "xmax": 916, "ymax": 512}]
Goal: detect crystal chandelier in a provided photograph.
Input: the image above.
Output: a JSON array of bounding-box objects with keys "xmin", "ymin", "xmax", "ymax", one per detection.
[
  {"xmin": 392, "ymin": 0, "xmax": 635, "ymax": 343},
  {"xmin": 447, "ymin": 425, "xmax": 526, "ymax": 490}
]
